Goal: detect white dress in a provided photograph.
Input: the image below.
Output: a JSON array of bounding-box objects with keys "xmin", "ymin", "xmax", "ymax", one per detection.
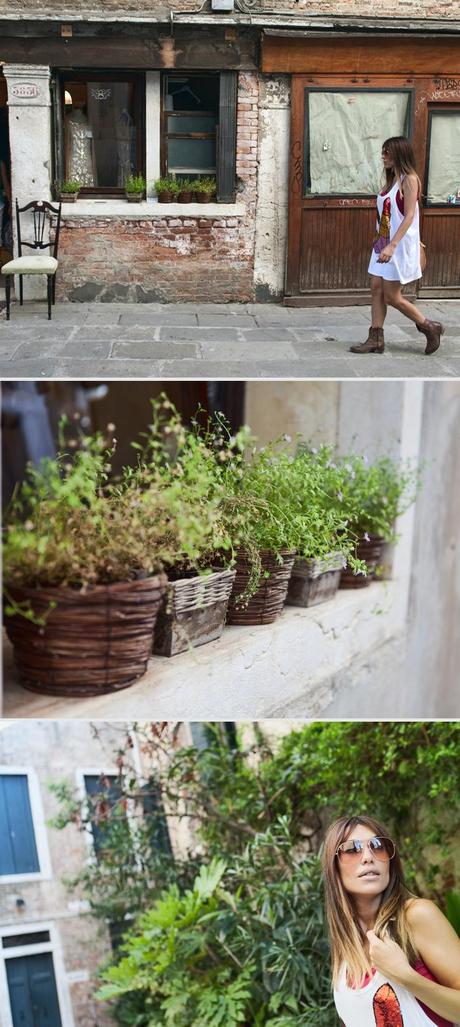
[
  {"xmin": 334, "ymin": 965, "xmax": 448, "ymax": 1027},
  {"xmin": 368, "ymin": 176, "xmax": 422, "ymax": 285}
]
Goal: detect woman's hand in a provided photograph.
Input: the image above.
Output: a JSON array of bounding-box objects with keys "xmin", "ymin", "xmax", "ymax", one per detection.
[
  {"xmin": 366, "ymin": 931, "xmax": 412, "ymax": 985},
  {"xmin": 377, "ymin": 243, "xmax": 396, "ymax": 263}
]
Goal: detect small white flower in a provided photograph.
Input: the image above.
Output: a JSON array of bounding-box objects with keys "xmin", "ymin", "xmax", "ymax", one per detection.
[
  {"xmin": 364, "ymin": 532, "xmax": 370, "ymax": 542},
  {"xmin": 337, "ymin": 491, "xmax": 343, "ymax": 502}
]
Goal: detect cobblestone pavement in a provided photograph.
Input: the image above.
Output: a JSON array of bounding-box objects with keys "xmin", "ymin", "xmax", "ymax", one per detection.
[{"xmin": 0, "ymin": 299, "xmax": 458, "ymax": 378}]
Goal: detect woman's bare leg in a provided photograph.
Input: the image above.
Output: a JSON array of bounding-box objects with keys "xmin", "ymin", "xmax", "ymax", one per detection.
[
  {"xmin": 382, "ymin": 281, "xmax": 426, "ymax": 324},
  {"xmin": 370, "ymin": 275, "xmax": 387, "ymax": 327}
]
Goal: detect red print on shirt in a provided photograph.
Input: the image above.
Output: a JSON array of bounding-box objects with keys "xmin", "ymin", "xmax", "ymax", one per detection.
[
  {"xmin": 373, "ymin": 983, "xmax": 405, "ymax": 1027},
  {"xmin": 373, "ymin": 197, "xmax": 392, "ymax": 255}
]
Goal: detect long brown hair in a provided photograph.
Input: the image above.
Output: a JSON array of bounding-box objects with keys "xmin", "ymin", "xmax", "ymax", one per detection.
[
  {"xmin": 322, "ymin": 815, "xmax": 418, "ymax": 987},
  {"xmin": 382, "ymin": 135, "xmax": 422, "ymax": 195}
]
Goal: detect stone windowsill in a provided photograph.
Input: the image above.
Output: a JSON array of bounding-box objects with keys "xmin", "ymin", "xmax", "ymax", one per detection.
[
  {"xmin": 59, "ymin": 199, "xmax": 247, "ymax": 219},
  {"xmin": 3, "ymin": 579, "xmax": 403, "ymax": 721}
]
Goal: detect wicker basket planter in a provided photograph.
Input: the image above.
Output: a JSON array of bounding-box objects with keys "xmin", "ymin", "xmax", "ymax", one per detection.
[
  {"xmin": 226, "ymin": 549, "xmax": 296, "ymax": 626},
  {"xmin": 153, "ymin": 567, "xmax": 236, "ymax": 657},
  {"xmin": 340, "ymin": 535, "xmax": 386, "ymax": 589},
  {"xmin": 5, "ymin": 575, "xmax": 166, "ymax": 697},
  {"xmin": 286, "ymin": 552, "xmax": 345, "ymax": 608}
]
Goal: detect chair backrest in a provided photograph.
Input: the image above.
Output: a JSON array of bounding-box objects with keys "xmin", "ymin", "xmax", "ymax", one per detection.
[{"xmin": 16, "ymin": 200, "xmax": 62, "ymax": 259}]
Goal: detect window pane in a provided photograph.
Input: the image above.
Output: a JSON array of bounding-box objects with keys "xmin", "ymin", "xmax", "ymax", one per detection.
[
  {"xmin": 3, "ymin": 932, "xmax": 50, "ymax": 949},
  {"xmin": 305, "ymin": 91, "xmax": 410, "ymax": 195},
  {"xmin": 427, "ymin": 113, "xmax": 460, "ymax": 204},
  {"xmin": 165, "ymin": 74, "xmax": 219, "ymax": 113},
  {"xmin": 0, "ymin": 776, "xmax": 40, "ymax": 876},
  {"xmin": 168, "ymin": 137, "xmax": 216, "ymax": 172},
  {"xmin": 84, "ymin": 774, "xmax": 124, "ymax": 857},
  {"xmin": 64, "ymin": 80, "xmax": 138, "ymax": 188},
  {"xmin": 167, "ymin": 114, "xmax": 216, "ymax": 134}
]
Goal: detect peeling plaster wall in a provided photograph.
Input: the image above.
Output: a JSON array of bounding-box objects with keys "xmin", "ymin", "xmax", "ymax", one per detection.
[
  {"xmin": 254, "ymin": 75, "xmax": 291, "ymax": 301},
  {"xmin": 245, "ymin": 380, "xmax": 339, "ymax": 447}
]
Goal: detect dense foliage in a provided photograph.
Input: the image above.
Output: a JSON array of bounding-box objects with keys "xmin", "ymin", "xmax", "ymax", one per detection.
[{"xmin": 50, "ymin": 722, "xmax": 460, "ymax": 1026}]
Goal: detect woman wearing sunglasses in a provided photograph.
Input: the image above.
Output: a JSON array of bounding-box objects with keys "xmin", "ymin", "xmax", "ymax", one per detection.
[
  {"xmin": 350, "ymin": 135, "xmax": 444, "ymax": 356},
  {"xmin": 322, "ymin": 815, "xmax": 460, "ymax": 1026}
]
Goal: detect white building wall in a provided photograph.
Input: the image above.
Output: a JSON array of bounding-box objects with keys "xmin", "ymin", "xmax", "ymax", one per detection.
[{"xmin": 254, "ymin": 74, "xmax": 291, "ymax": 300}]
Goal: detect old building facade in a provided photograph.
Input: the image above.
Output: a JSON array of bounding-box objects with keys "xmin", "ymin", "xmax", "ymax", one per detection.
[
  {"xmin": 0, "ymin": 720, "xmax": 196, "ymax": 1026},
  {"xmin": 1, "ymin": 0, "xmax": 459, "ymax": 303}
]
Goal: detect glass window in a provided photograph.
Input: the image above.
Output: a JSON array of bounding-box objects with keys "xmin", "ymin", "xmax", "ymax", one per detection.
[
  {"xmin": 84, "ymin": 774, "xmax": 125, "ymax": 857},
  {"xmin": 62, "ymin": 75, "xmax": 142, "ymax": 192},
  {"xmin": 304, "ymin": 90, "xmax": 412, "ymax": 196},
  {"xmin": 0, "ymin": 775, "xmax": 40, "ymax": 876},
  {"xmin": 426, "ymin": 111, "xmax": 460, "ymax": 205},
  {"xmin": 163, "ymin": 74, "xmax": 219, "ymax": 177}
]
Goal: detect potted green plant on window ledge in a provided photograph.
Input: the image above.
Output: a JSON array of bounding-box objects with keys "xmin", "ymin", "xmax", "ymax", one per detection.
[
  {"xmin": 125, "ymin": 174, "xmax": 146, "ymax": 202},
  {"xmin": 192, "ymin": 177, "xmax": 217, "ymax": 203},
  {"xmin": 177, "ymin": 178, "xmax": 195, "ymax": 203},
  {"xmin": 153, "ymin": 177, "xmax": 181, "ymax": 203},
  {"xmin": 58, "ymin": 180, "xmax": 81, "ymax": 203}
]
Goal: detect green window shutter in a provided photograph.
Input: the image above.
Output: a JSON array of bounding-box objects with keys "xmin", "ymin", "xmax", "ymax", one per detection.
[{"xmin": 0, "ymin": 776, "xmax": 40, "ymax": 876}]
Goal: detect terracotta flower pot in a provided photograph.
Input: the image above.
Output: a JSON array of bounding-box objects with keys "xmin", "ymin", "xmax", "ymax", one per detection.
[
  {"xmin": 178, "ymin": 191, "xmax": 194, "ymax": 203},
  {"xmin": 226, "ymin": 549, "xmax": 296, "ymax": 626},
  {"xmin": 5, "ymin": 575, "xmax": 167, "ymax": 697},
  {"xmin": 286, "ymin": 552, "xmax": 345, "ymax": 608},
  {"xmin": 339, "ymin": 534, "xmax": 386, "ymax": 589},
  {"xmin": 157, "ymin": 192, "xmax": 174, "ymax": 203},
  {"xmin": 196, "ymin": 193, "xmax": 215, "ymax": 203},
  {"xmin": 153, "ymin": 567, "xmax": 236, "ymax": 657}
]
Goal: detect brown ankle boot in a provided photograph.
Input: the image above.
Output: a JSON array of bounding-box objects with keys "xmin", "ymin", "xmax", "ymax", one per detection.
[
  {"xmin": 416, "ymin": 319, "xmax": 445, "ymax": 355},
  {"xmin": 350, "ymin": 327, "xmax": 385, "ymax": 354}
]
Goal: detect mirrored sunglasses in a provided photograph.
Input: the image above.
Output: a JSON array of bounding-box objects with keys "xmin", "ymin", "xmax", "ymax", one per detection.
[{"xmin": 335, "ymin": 836, "xmax": 395, "ymax": 862}]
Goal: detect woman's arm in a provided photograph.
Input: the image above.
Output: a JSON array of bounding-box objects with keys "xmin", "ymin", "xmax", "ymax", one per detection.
[
  {"xmin": 367, "ymin": 899, "xmax": 460, "ymax": 1021},
  {"xmin": 377, "ymin": 173, "xmax": 419, "ymax": 263}
]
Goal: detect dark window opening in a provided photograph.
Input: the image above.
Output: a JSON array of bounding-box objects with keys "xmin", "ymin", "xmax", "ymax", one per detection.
[
  {"xmin": 163, "ymin": 73, "xmax": 219, "ymax": 180},
  {"xmin": 3, "ymin": 932, "xmax": 51, "ymax": 949}
]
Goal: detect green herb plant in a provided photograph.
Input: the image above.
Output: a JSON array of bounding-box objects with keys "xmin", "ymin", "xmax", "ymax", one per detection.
[{"xmin": 124, "ymin": 174, "xmax": 146, "ymax": 194}]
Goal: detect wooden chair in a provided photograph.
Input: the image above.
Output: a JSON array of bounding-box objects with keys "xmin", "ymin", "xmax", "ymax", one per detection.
[{"xmin": 2, "ymin": 199, "xmax": 61, "ymax": 320}]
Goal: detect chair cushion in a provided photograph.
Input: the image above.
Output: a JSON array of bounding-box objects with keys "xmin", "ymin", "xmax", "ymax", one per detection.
[{"xmin": 1, "ymin": 256, "xmax": 58, "ymax": 275}]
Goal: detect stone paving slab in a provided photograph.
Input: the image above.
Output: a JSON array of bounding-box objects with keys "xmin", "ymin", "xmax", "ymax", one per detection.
[{"xmin": 0, "ymin": 300, "xmax": 458, "ymax": 379}]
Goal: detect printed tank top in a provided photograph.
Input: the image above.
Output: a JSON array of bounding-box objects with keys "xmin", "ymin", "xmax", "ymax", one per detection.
[{"xmin": 334, "ymin": 959, "xmax": 453, "ymax": 1027}]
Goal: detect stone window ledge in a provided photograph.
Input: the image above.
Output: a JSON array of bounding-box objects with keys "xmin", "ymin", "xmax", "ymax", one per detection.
[
  {"xmin": 3, "ymin": 579, "xmax": 403, "ymax": 721},
  {"xmin": 59, "ymin": 200, "xmax": 247, "ymax": 219}
]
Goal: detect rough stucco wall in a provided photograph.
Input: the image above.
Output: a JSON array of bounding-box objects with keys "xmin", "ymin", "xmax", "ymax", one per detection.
[
  {"xmin": 318, "ymin": 382, "xmax": 460, "ymax": 717},
  {"xmin": 402, "ymin": 381, "xmax": 460, "ymax": 716},
  {"xmin": 0, "ymin": 721, "xmax": 120, "ymax": 1025},
  {"xmin": 245, "ymin": 380, "xmax": 340, "ymax": 447},
  {"xmin": 254, "ymin": 75, "xmax": 290, "ymax": 301}
]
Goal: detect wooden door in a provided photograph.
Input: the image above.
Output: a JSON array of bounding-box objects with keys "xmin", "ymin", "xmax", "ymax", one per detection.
[
  {"xmin": 286, "ymin": 74, "xmax": 460, "ymax": 304},
  {"xmin": 6, "ymin": 953, "xmax": 63, "ymax": 1027}
]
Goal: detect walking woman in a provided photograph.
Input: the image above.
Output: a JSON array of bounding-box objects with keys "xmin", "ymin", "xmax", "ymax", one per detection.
[
  {"xmin": 322, "ymin": 815, "xmax": 460, "ymax": 1026},
  {"xmin": 351, "ymin": 136, "xmax": 444, "ymax": 355}
]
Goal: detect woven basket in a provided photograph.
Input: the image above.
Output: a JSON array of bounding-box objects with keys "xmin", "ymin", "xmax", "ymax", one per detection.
[
  {"xmin": 5, "ymin": 575, "xmax": 166, "ymax": 697},
  {"xmin": 340, "ymin": 535, "xmax": 386, "ymax": 589},
  {"xmin": 153, "ymin": 567, "xmax": 236, "ymax": 657},
  {"xmin": 226, "ymin": 549, "xmax": 296, "ymax": 626},
  {"xmin": 286, "ymin": 553, "xmax": 345, "ymax": 608}
]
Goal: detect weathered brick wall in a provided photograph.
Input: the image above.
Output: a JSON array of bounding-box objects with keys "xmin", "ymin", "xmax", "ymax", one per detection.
[
  {"xmin": 3, "ymin": 0, "xmax": 458, "ymax": 17},
  {"xmin": 57, "ymin": 72, "xmax": 259, "ymax": 303}
]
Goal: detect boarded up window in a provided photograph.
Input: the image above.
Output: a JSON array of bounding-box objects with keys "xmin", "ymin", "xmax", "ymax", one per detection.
[
  {"xmin": 426, "ymin": 111, "xmax": 460, "ymax": 205},
  {"xmin": 304, "ymin": 90, "xmax": 412, "ymax": 196}
]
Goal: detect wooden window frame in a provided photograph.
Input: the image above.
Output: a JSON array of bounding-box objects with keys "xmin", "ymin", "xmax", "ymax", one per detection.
[
  {"xmin": 161, "ymin": 70, "xmax": 237, "ymax": 202},
  {"xmin": 424, "ymin": 106, "xmax": 460, "ymax": 208},
  {"xmin": 52, "ymin": 69, "xmax": 145, "ymax": 198},
  {"xmin": 303, "ymin": 86, "xmax": 415, "ymax": 199}
]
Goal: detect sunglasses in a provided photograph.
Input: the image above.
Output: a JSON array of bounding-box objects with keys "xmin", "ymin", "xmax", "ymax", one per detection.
[{"xmin": 335, "ymin": 836, "xmax": 396, "ymax": 862}]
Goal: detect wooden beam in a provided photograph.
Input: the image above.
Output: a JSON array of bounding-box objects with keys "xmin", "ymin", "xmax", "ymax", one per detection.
[
  {"xmin": 0, "ymin": 32, "xmax": 257, "ymax": 70},
  {"xmin": 262, "ymin": 34, "xmax": 460, "ymax": 75}
]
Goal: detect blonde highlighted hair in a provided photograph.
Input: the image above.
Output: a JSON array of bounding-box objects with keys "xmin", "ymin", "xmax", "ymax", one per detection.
[{"xmin": 322, "ymin": 815, "xmax": 418, "ymax": 987}]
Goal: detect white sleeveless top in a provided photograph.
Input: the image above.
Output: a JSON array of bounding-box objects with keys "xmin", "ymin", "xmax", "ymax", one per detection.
[
  {"xmin": 368, "ymin": 176, "xmax": 422, "ymax": 285},
  {"xmin": 334, "ymin": 966, "xmax": 441, "ymax": 1027}
]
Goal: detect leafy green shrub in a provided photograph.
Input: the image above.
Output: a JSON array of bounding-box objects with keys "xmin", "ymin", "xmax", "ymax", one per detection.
[
  {"xmin": 153, "ymin": 177, "xmax": 180, "ymax": 196},
  {"xmin": 125, "ymin": 174, "xmax": 146, "ymax": 194},
  {"xmin": 192, "ymin": 177, "xmax": 217, "ymax": 195},
  {"xmin": 59, "ymin": 179, "xmax": 80, "ymax": 193},
  {"xmin": 326, "ymin": 452, "xmax": 420, "ymax": 542}
]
